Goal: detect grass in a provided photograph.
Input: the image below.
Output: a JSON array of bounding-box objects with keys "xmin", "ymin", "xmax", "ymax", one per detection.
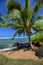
[{"xmin": 0, "ymin": 55, "xmax": 43, "ymax": 65}]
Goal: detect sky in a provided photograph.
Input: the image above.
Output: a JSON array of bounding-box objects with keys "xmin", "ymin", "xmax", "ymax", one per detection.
[{"xmin": 0, "ymin": 0, "xmax": 43, "ymax": 38}]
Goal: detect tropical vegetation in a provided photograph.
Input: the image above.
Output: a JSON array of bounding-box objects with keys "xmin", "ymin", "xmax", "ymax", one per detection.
[{"xmin": 0, "ymin": 0, "xmax": 43, "ymax": 49}]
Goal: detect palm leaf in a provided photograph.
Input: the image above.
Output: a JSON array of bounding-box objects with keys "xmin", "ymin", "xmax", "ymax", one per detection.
[
  {"xmin": 0, "ymin": 24, "xmax": 9, "ymax": 27},
  {"xmin": 25, "ymin": 0, "xmax": 32, "ymax": 20},
  {"xmin": 33, "ymin": 15, "xmax": 43, "ymax": 22},
  {"xmin": 31, "ymin": 1, "xmax": 43, "ymax": 21},
  {"xmin": 13, "ymin": 23, "xmax": 24, "ymax": 29},
  {"xmin": 8, "ymin": 9, "xmax": 22, "ymax": 21},
  {"xmin": 33, "ymin": 20, "xmax": 43, "ymax": 31},
  {"xmin": 15, "ymin": 28, "xmax": 24, "ymax": 36},
  {"xmin": 23, "ymin": 32, "xmax": 25, "ymax": 36},
  {"xmin": 38, "ymin": 0, "xmax": 43, "ymax": 6},
  {"xmin": 7, "ymin": 0, "xmax": 21, "ymax": 13},
  {"xmin": 12, "ymin": 28, "xmax": 24, "ymax": 40},
  {"xmin": 0, "ymin": 14, "xmax": 7, "ymax": 24},
  {"xmin": 12, "ymin": 30, "xmax": 18, "ymax": 40},
  {"xmin": 0, "ymin": 23, "xmax": 12, "ymax": 28}
]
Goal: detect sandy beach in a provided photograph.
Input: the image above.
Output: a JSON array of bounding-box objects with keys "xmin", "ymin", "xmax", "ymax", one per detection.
[{"xmin": 0, "ymin": 49, "xmax": 43, "ymax": 60}]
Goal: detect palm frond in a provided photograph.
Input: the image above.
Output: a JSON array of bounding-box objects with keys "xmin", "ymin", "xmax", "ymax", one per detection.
[
  {"xmin": 15, "ymin": 27, "xmax": 24, "ymax": 37},
  {"xmin": 21, "ymin": 10, "xmax": 26, "ymax": 22},
  {"xmin": 12, "ymin": 27, "xmax": 24, "ymax": 40},
  {"xmin": 0, "ymin": 24, "xmax": 9, "ymax": 27},
  {"xmin": 17, "ymin": 30, "xmax": 23, "ymax": 36},
  {"xmin": 0, "ymin": 14, "xmax": 7, "ymax": 24},
  {"xmin": 7, "ymin": 0, "xmax": 21, "ymax": 13},
  {"xmin": 33, "ymin": 20, "xmax": 43, "ymax": 31},
  {"xmin": 33, "ymin": 15, "xmax": 43, "ymax": 22},
  {"xmin": 25, "ymin": 0, "xmax": 32, "ymax": 20},
  {"xmin": 23, "ymin": 32, "xmax": 25, "ymax": 36},
  {"xmin": 13, "ymin": 23, "xmax": 24, "ymax": 29},
  {"xmin": 12, "ymin": 30, "xmax": 18, "ymax": 40},
  {"xmin": 0, "ymin": 23, "xmax": 12, "ymax": 28},
  {"xmin": 37, "ymin": 0, "xmax": 43, "ymax": 6},
  {"xmin": 8, "ymin": 9, "xmax": 22, "ymax": 21},
  {"xmin": 31, "ymin": 1, "xmax": 43, "ymax": 21}
]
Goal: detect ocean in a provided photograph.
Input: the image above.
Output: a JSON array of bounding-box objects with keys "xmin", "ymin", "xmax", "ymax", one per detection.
[{"xmin": 0, "ymin": 38, "xmax": 29, "ymax": 49}]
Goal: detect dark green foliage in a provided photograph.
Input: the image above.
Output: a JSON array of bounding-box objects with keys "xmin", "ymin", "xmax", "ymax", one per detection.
[
  {"xmin": 7, "ymin": 0, "xmax": 21, "ymax": 13},
  {"xmin": 31, "ymin": 33, "xmax": 43, "ymax": 42},
  {"xmin": 33, "ymin": 20, "xmax": 43, "ymax": 31}
]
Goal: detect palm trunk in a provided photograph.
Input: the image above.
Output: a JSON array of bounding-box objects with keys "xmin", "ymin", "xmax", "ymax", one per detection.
[{"xmin": 28, "ymin": 31, "xmax": 33, "ymax": 50}]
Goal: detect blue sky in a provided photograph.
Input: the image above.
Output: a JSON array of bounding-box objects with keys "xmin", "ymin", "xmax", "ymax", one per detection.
[{"xmin": 0, "ymin": 0, "xmax": 43, "ymax": 38}]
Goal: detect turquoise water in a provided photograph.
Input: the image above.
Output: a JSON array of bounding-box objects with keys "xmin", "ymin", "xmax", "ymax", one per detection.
[{"xmin": 0, "ymin": 38, "xmax": 29, "ymax": 49}]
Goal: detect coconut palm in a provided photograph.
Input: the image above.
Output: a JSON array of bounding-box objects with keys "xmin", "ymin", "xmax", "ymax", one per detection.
[{"xmin": 0, "ymin": 0, "xmax": 43, "ymax": 49}]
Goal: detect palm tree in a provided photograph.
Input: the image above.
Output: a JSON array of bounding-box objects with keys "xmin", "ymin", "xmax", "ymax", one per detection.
[{"xmin": 0, "ymin": 0, "xmax": 43, "ymax": 49}]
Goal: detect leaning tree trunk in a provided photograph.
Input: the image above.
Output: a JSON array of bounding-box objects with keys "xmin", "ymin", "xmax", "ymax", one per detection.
[
  {"xmin": 29, "ymin": 34, "xmax": 39, "ymax": 51},
  {"xmin": 28, "ymin": 31, "xmax": 33, "ymax": 50},
  {"xmin": 26, "ymin": 20, "xmax": 33, "ymax": 50}
]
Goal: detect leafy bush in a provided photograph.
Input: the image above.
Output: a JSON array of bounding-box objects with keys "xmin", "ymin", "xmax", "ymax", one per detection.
[{"xmin": 31, "ymin": 33, "xmax": 43, "ymax": 42}]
